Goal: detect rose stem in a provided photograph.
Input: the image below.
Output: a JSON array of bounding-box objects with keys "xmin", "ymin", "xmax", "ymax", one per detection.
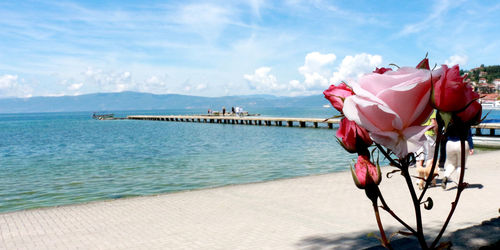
[
  {"xmin": 418, "ymin": 127, "xmax": 443, "ymax": 202},
  {"xmin": 376, "ymin": 143, "xmax": 427, "ymax": 248},
  {"xmin": 375, "ymin": 144, "xmax": 401, "ymax": 168},
  {"xmin": 431, "ymin": 139, "xmax": 467, "ymax": 248},
  {"xmin": 372, "ymin": 198, "xmax": 393, "ymax": 249},
  {"xmin": 377, "ymin": 186, "xmax": 417, "ymax": 235},
  {"xmin": 401, "ymin": 160, "xmax": 428, "ymax": 249}
]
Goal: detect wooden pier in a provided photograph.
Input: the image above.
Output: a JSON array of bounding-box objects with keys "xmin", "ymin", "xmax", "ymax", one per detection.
[
  {"xmin": 127, "ymin": 115, "xmax": 340, "ymax": 129},
  {"xmin": 126, "ymin": 114, "xmax": 500, "ymax": 134}
]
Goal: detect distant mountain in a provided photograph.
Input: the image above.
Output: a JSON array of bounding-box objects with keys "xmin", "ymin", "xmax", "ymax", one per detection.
[{"xmin": 0, "ymin": 92, "xmax": 329, "ymax": 113}]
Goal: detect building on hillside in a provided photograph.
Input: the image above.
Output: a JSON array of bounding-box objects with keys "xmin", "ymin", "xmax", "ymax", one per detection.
[
  {"xmin": 494, "ymin": 79, "xmax": 500, "ymax": 90},
  {"xmin": 477, "ymin": 82, "xmax": 497, "ymax": 94}
]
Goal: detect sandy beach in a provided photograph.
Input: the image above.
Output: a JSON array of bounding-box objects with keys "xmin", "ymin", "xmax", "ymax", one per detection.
[{"xmin": 0, "ymin": 150, "xmax": 499, "ymax": 249}]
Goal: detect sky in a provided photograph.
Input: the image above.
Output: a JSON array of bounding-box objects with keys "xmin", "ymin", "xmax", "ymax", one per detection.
[{"xmin": 0, "ymin": 0, "xmax": 499, "ymax": 98}]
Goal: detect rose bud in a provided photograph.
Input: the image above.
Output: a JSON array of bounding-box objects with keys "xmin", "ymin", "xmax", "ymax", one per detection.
[
  {"xmin": 351, "ymin": 154, "xmax": 382, "ymax": 189},
  {"xmin": 323, "ymin": 82, "xmax": 354, "ymax": 113},
  {"xmin": 373, "ymin": 67, "xmax": 392, "ymax": 74},
  {"xmin": 416, "ymin": 58, "xmax": 430, "ymax": 70},
  {"xmin": 456, "ymin": 100, "xmax": 482, "ymax": 125},
  {"xmin": 431, "ymin": 65, "xmax": 480, "ymax": 112},
  {"xmin": 336, "ymin": 118, "xmax": 373, "ymax": 154}
]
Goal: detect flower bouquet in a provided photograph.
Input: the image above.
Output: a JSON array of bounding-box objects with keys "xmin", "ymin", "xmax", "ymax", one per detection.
[{"xmin": 324, "ymin": 56, "xmax": 482, "ymax": 249}]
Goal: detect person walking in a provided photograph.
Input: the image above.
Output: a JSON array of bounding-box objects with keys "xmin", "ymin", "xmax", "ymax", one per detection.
[{"xmin": 441, "ymin": 121, "xmax": 474, "ymax": 189}]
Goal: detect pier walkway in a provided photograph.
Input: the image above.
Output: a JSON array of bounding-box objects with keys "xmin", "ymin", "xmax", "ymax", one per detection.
[{"xmin": 127, "ymin": 115, "xmax": 341, "ymax": 129}]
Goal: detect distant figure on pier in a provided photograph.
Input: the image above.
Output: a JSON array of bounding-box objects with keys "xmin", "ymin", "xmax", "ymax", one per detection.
[
  {"xmin": 231, "ymin": 107, "xmax": 235, "ymax": 115},
  {"xmin": 222, "ymin": 107, "xmax": 226, "ymax": 116},
  {"xmin": 208, "ymin": 109, "xmax": 212, "ymax": 114}
]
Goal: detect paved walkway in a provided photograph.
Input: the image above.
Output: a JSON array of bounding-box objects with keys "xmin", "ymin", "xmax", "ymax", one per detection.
[{"xmin": 1, "ymin": 151, "xmax": 499, "ymax": 249}]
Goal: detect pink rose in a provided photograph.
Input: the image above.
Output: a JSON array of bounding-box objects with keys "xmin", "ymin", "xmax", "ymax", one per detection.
[
  {"xmin": 431, "ymin": 65, "xmax": 480, "ymax": 112},
  {"xmin": 373, "ymin": 67, "xmax": 392, "ymax": 74},
  {"xmin": 343, "ymin": 67, "xmax": 438, "ymax": 158},
  {"xmin": 323, "ymin": 82, "xmax": 354, "ymax": 113},
  {"xmin": 456, "ymin": 100, "xmax": 482, "ymax": 125},
  {"xmin": 336, "ymin": 118, "xmax": 372, "ymax": 153},
  {"xmin": 351, "ymin": 154, "xmax": 381, "ymax": 189}
]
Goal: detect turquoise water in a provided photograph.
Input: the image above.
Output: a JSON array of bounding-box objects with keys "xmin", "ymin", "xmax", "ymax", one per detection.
[
  {"xmin": 0, "ymin": 108, "xmax": 350, "ymax": 213},
  {"xmin": 1, "ymin": 107, "xmax": 499, "ymax": 213}
]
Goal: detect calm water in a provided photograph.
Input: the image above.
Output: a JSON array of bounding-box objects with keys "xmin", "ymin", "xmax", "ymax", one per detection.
[
  {"xmin": 0, "ymin": 107, "xmax": 349, "ymax": 213},
  {"xmin": 1, "ymin": 107, "xmax": 499, "ymax": 213}
]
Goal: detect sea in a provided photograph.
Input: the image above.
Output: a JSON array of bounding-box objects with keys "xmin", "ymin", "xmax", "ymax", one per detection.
[{"xmin": 1, "ymin": 107, "xmax": 499, "ymax": 213}]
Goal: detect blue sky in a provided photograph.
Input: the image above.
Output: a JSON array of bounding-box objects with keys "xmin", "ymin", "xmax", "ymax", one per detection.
[{"xmin": 0, "ymin": 0, "xmax": 499, "ymax": 98}]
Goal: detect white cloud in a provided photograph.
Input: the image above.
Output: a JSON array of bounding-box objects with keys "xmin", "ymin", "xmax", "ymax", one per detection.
[
  {"xmin": 0, "ymin": 75, "xmax": 18, "ymax": 89},
  {"xmin": 445, "ymin": 54, "xmax": 468, "ymax": 66},
  {"xmin": 137, "ymin": 75, "xmax": 169, "ymax": 93},
  {"xmin": 245, "ymin": 52, "xmax": 383, "ymax": 96},
  {"xmin": 83, "ymin": 68, "xmax": 135, "ymax": 93},
  {"xmin": 298, "ymin": 52, "xmax": 336, "ymax": 89},
  {"xmin": 283, "ymin": 52, "xmax": 337, "ymax": 93},
  {"xmin": 0, "ymin": 74, "xmax": 33, "ymax": 98},
  {"xmin": 195, "ymin": 83, "xmax": 207, "ymax": 91},
  {"xmin": 330, "ymin": 53, "xmax": 383, "ymax": 84},
  {"xmin": 68, "ymin": 82, "xmax": 83, "ymax": 91},
  {"xmin": 244, "ymin": 67, "xmax": 286, "ymax": 92}
]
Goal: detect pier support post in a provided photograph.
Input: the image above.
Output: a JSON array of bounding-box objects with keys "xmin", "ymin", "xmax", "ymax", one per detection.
[
  {"xmin": 258, "ymin": 120, "xmax": 262, "ymax": 125},
  {"xmin": 490, "ymin": 128, "xmax": 495, "ymax": 136},
  {"xmin": 313, "ymin": 122, "xmax": 318, "ymax": 128},
  {"xmin": 300, "ymin": 121, "xmax": 306, "ymax": 127},
  {"xmin": 328, "ymin": 123, "xmax": 333, "ymax": 129},
  {"xmin": 476, "ymin": 128, "xmax": 482, "ymax": 135},
  {"xmin": 287, "ymin": 121, "xmax": 293, "ymax": 127}
]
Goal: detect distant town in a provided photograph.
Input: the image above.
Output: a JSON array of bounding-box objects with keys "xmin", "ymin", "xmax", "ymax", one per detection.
[{"xmin": 463, "ymin": 65, "xmax": 500, "ymax": 106}]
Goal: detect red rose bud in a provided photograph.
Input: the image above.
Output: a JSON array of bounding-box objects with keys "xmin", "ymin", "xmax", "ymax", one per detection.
[
  {"xmin": 351, "ymin": 154, "xmax": 381, "ymax": 189},
  {"xmin": 323, "ymin": 82, "xmax": 354, "ymax": 113},
  {"xmin": 416, "ymin": 58, "xmax": 430, "ymax": 70},
  {"xmin": 456, "ymin": 100, "xmax": 482, "ymax": 125},
  {"xmin": 373, "ymin": 67, "xmax": 392, "ymax": 74},
  {"xmin": 336, "ymin": 118, "xmax": 372, "ymax": 154},
  {"xmin": 431, "ymin": 65, "xmax": 480, "ymax": 112}
]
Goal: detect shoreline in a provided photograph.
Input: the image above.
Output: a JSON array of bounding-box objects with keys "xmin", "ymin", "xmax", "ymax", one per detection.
[
  {"xmin": 1, "ymin": 149, "xmax": 497, "ymax": 216},
  {"xmin": 1, "ymin": 150, "xmax": 499, "ymax": 249}
]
